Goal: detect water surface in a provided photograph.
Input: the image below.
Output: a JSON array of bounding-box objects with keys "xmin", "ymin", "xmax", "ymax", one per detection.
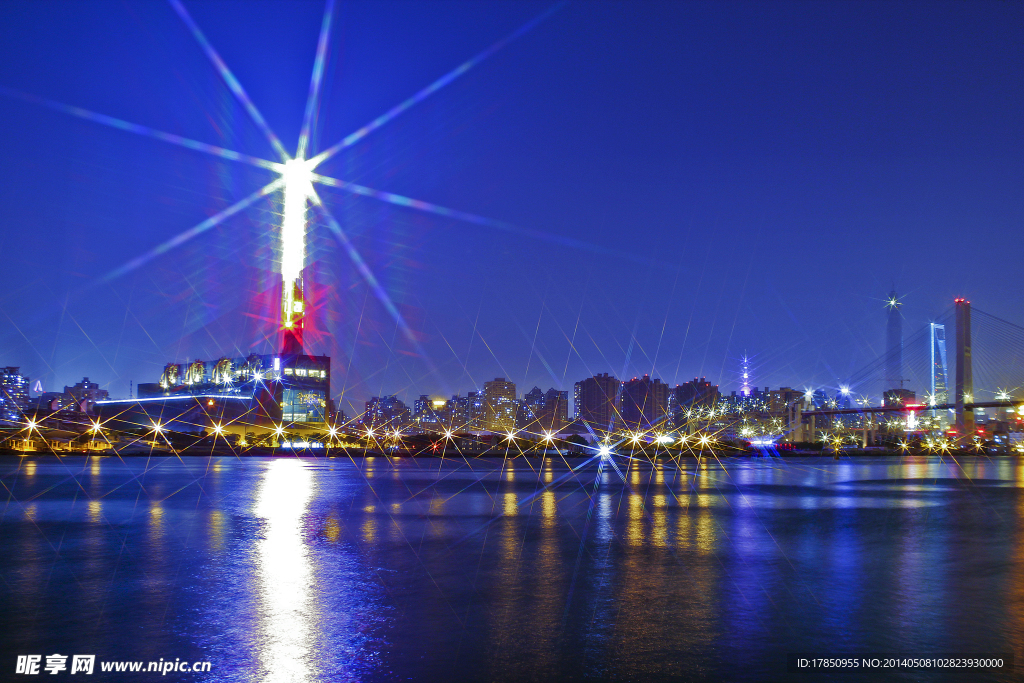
[{"xmin": 2, "ymin": 455, "xmax": 1022, "ymax": 681}]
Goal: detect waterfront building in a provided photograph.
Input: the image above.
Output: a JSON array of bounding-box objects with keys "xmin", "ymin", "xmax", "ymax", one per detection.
[
  {"xmin": 64, "ymin": 377, "xmax": 109, "ymax": 414},
  {"xmin": 364, "ymin": 395, "xmax": 411, "ymax": 431},
  {"xmin": 574, "ymin": 373, "xmax": 619, "ymax": 432},
  {"xmin": 620, "ymin": 375, "xmax": 669, "ymax": 431},
  {"xmin": 483, "ymin": 378, "xmax": 517, "ymax": 433},
  {"xmin": 0, "ymin": 367, "xmax": 29, "ymax": 423},
  {"xmin": 98, "ymin": 352, "xmax": 330, "ymax": 438},
  {"xmin": 670, "ymin": 377, "xmax": 720, "ymax": 428},
  {"xmin": 520, "ymin": 386, "xmax": 568, "ymax": 433},
  {"xmin": 413, "ymin": 395, "xmax": 451, "ymax": 433},
  {"xmin": 543, "ymin": 388, "xmax": 569, "ymax": 430}
]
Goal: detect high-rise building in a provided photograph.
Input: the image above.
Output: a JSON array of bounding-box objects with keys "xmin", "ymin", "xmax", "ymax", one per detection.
[
  {"xmin": 363, "ymin": 396, "xmax": 411, "ymax": 430},
  {"xmin": 64, "ymin": 377, "xmax": 109, "ymax": 414},
  {"xmin": 886, "ymin": 290, "xmax": 903, "ymax": 390},
  {"xmin": 413, "ymin": 395, "xmax": 450, "ymax": 433},
  {"xmin": 620, "ymin": 375, "xmax": 669, "ymax": 431},
  {"xmin": 523, "ymin": 387, "xmax": 545, "ymax": 414},
  {"xmin": 930, "ymin": 323, "xmax": 949, "ymax": 407},
  {"xmin": 574, "ymin": 373, "xmax": 619, "ymax": 432},
  {"xmin": 483, "ymin": 378, "xmax": 517, "ymax": 433},
  {"xmin": 449, "ymin": 391, "xmax": 486, "ymax": 431},
  {"xmin": 0, "ymin": 367, "xmax": 29, "ymax": 423},
  {"xmin": 543, "ymin": 388, "xmax": 569, "ymax": 430},
  {"xmin": 519, "ymin": 386, "xmax": 568, "ymax": 432},
  {"xmin": 670, "ymin": 377, "xmax": 720, "ymax": 427}
]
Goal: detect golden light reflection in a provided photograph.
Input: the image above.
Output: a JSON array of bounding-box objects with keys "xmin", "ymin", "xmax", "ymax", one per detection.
[
  {"xmin": 503, "ymin": 492, "xmax": 518, "ymax": 517},
  {"xmin": 88, "ymin": 500, "xmax": 102, "ymax": 524},
  {"xmin": 627, "ymin": 492, "xmax": 643, "ymax": 546},
  {"xmin": 255, "ymin": 459, "xmax": 314, "ymax": 683},
  {"xmin": 541, "ymin": 490, "xmax": 555, "ymax": 528},
  {"xmin": 23, "ymin": 502, "xmax": 36, "ymax": 520},
  {"xmin": 24, "ymin": 461, "xmax": 36, "ymax": 478},
  {"xmin": 324, "ymin": 515, "xmax": 340, "ymax": 543},
  {"xmin": 652, "ymin": 494, "xmax": 667, "ymax": 548},
  {"xmin": 208, "ymin": 510, "xmax": 224, "ymax": 551},
  {"xmin": 149, "ymin": 502, "xmax": 164, "ymax": 537},
  {"xmin": 90, "ymin": 458, "xmax": 101, "ymax": 477},
  {"xmin": 696, "ymin": 511, "xmax": 716, "ymax": 555},
  {"xmin": 362, "ymin": 512, "xmax": 377, "ymax": 543}
]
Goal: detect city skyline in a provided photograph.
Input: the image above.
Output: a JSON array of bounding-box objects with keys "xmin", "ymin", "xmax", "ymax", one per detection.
[{"xmin": 1, "ymin": 1, "xmax": 1022, "ymax": 417}]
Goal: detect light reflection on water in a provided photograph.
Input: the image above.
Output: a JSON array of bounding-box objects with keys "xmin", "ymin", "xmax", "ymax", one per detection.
[
  {"xmin": 1, "ymin": 455, "xmax": 1024, "ymax": 681},
  {"xmin": 254, "ymin": 459, "xmax": 314, "ymax": 683}
]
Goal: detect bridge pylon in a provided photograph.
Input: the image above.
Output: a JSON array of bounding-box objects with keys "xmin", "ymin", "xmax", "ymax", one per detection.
[{"xmin": 954, "ymin": 298, "xmax": 974, "ymax": 441}]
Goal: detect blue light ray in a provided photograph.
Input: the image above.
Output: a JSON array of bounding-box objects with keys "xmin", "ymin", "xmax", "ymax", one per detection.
[
  {"xmin": 309, "ymin": 1, "xmax": 566, "ymax": 168},
  {"xmin": 101, "ymin": 178, "xmax": 284, "ymax": 283},
  {"xmin": 297, "ymin": 0, "xmax": 336, "ymax": 160},
  {"xmin": 0, "ymin": 85, "xmax": 282, "ymax": 172},
  {"xmin": 168, "ymin": 0, "xmax": 291, "ymax": 163},
  {"xmin": 311, "ymin": 172, "xmax": 653, "ymax": 264}
]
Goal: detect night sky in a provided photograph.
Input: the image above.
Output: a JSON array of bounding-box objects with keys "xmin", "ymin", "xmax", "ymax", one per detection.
[{"xmin": 1, "ymin": 0, "xmax": 1022, "ymax": 414}]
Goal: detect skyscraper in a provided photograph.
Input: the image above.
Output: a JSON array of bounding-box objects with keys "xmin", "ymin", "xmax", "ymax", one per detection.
[
  {"xmin": 620, "ymin": 375, "xmax": 669, "ymax": 431},
  {"xmin": 483, "ymin": 378, "xmax": 517, "ymax": 433},
  {"xmin": 0, "ymin": 367, "xmax": 29, "ymax": 423},
  {"xmin": 670, "ymin": 377, "xmax": 720, "ymax": 428},
  {"xmin": 930, "ymin": 322, "xmax": 949, "ymax": 408},
  {"xmin": 574, "ymin": 373, "xmax": 619, "ymax": 432}
]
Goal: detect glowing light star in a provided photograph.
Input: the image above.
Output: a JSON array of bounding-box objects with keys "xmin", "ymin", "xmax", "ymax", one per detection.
[
  {"xmin": 598, "ymin": 445, "xmax": 611, "ymax": 457},
  {"xmin": 274, "ymin": 425, "xmax": 285, "ymax": 437},
  {"xmin": 151, "ymin": 421, "xmax": 163, "ymax": 433},
  {"xmin": 328, "ymin": 426, "xmax": 338, "ymax": 438},
  {"xmin": 212, "ymin": 423, "xmax": 224, "ymax": 436},
  {"xmin": 840, "ymin": 385, "xmax": 851, "ymax": 395}
]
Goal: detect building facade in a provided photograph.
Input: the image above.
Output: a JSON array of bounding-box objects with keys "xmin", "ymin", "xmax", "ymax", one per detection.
[
  {"xmin": 0, "ymin": 367, "xmax": 29, "ymax": 423},
  {"xmin": 619, "ymin": 375, "xmax": 669, "ymax": 431},
  {"xmin": 483, "ymin": 378, "xmax": 517, "ymax": 433},
  {"xmin": 574, "ymin": 373, "xmax": 619, "ymax": 432}
]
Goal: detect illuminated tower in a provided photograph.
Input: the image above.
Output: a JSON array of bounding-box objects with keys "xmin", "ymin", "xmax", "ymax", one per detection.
[
  {"xmin": 929, "ymin": 323, "xmax": 948, "ymax": 410},
  {"xmin": 885, "ymin": 291, "xmax": 902, "ymax": 390},
  {"xmin": 740, "ymin": 354, "xmax": 751, "ymax": 396},
  {"xmin": 280, "ymin": 159, "xmax": 314, "ymax": 355}
]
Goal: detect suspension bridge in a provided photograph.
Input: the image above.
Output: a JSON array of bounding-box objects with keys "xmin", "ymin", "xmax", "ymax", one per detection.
[{"xmin": 802, "ymin": 298, "xmax": 1024, "ymax": 446}]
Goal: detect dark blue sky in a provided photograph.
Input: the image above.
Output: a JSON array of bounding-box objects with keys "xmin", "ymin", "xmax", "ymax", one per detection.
[{"xmin": 1, "ymin": 0, "xmax": 1022, "ymax": 413}]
